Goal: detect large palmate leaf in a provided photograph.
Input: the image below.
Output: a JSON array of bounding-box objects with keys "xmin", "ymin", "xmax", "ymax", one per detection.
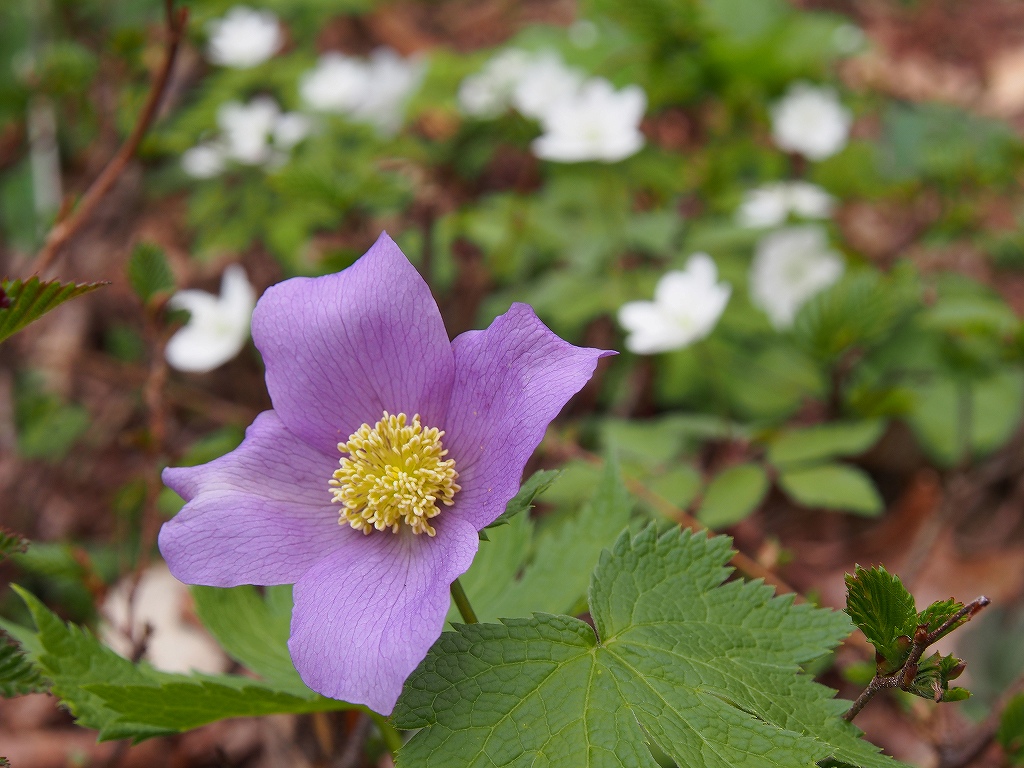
[
  {"xmin": 395, "ymin": 526, "xmax": 893, "ymax": 768},
  {"xmin": 0, "ymin": 277, "xmax": 105, "ymax": 344}
]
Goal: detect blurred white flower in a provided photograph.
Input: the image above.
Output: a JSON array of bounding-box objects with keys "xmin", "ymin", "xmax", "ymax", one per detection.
[
  {"xmin": 770, "ymin": 83, "xmax": 852, "ymax": 161},
  {"xmin": 618, "ymin": 254, "xmax": 731, "ymax": 354},
  {"xmin": 532, "ymin": 78, "xmax": 646, "ymax": 163},
  {"xmin": 736, "ymin": 181, "xmax": 835, "ymax": 228},
  {"xmin": 101, "ymin": 563, "xmax": 228, "ymax": 674},
  {"xmin": 205, "ymin": 97, "xmax": 308, "ymax": 170},
  {"xmin": 272, "ymin": 111, "xmax": 313, "ymax": 150},
  {"xmin": 510, "ymin": 52, "xmax": 584, "ymax": 120},
  {"xmin": 750, "ymin": 225, "xmax": 844, "ymax": 329},
  {"xmin": 457, "ymin": 49, "xmax": 533, "ymax": 118},
  {"xmin": 206, "ymin": 6, "xmax": 282, "ymax": 69},
  {"xmin": 181, "ymin": 142, "xmax": 225, "ymax": 179},
  {"xmin": 300, "ymin": 48, "xmax": 424, "ymax": 135},
  {"xmin": 166, "ymin": 265, "xmax": 256, "ymax": 373},
  {"xmin": 217, "ymin": 97, "xmax": 281, "ymax": 165}
]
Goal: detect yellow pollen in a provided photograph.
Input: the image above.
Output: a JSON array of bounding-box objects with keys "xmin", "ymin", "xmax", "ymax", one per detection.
[{"xmin": 330, "ymin": 412, "xmax": 459, "ymax": 537}]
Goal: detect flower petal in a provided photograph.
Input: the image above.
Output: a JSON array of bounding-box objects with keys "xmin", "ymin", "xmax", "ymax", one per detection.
[
  {"xmin": 252, "ymin": 232, "xmax": 455, "ymax": 455},
  {"xmin": 159, "ymin": 411, "xmax": 343, "ymax": 586},
  {"xmin": 288, "ymin": 514, "xmax": 479, "ymax": 714},
  {"xmin": 443, "ymin": 303, "xmax": 612, "ymax": 529}
]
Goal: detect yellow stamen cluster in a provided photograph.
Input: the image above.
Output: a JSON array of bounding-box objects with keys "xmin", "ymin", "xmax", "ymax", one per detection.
[{"xmin": 330, "ymin": 412, "xmax": 459, "ymax": 537}]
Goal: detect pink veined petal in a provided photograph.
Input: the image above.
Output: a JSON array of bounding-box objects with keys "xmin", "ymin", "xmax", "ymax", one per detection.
[
  {"xmin": 159, "ymin": 411, "xmax": 344, "ymax": 586},
  {"xmin": 251, "ymin": 232, "xmax": 455, "ymax": 455},
  {"xmin": 442, "ymin": 303, "xmax": 613, "ymax": 530},
  {"xmin": 288, "ymin": 513, "xmax": 479, "ymax": 714}
]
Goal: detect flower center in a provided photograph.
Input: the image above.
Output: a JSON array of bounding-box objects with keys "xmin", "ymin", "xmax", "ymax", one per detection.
[{"xmin": 330, "ymin": 412, "xmax": 459, "ymax": 537}]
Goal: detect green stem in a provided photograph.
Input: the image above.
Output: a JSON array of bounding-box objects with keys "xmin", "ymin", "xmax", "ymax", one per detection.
[
  {"xmin": 368, "ymin": 710, "xmax": 403, "ymax": 756},
  {"xmin": 450, "ymin": 577, "xmax": 478, "ymax": 624}
]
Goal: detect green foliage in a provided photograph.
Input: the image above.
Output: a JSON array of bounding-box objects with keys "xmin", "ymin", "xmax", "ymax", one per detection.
[
  {"xmin": 0, "ymin": 277, "xmax": 105, "ymax": 345},
  {"xmin": 779, "ymin": 464, "xmax": 883, "ymax": 516},
  {"xmin": 15, "ymin": 374, "xmax": 91, "ymax": 462},
  {"xmin": 396, "ymin": 526, "xmax": 891, "ymax": 768},
  {"xmin": 767, "ymin": 420, "xmax": 885, "ymax": 469},
  {"xmin": 906, "ymin": 652, "xmax": 969, "ymax": 703},
  {"xmin": 0, "ymin": 585, "xmax": 352, "ymax": 742},
  {"xmin": 191, "ymin": 585, "xmax": 310, "ymax": 696},
  {"xmin": 696, "ymin": 462, "xmax": 769, "ymax": 528},
  {"xmin": 127, "ymin": 242, "xmax": 175, "ymax": 304},
  {"xmin": 486, "ymin": 469, "xmax": 561, "ymax": 530},
  {"xmin": 1000, "ymin": 693, "xmax": 1024, "ymax": 765},
  {"xmin": 454, "ymin": 459, "xmax": 632, "ymax": 623},
  {"xmin": 0, "ymin": 527, "xmax": 28, "ymax": 562},
  {"xmin": 845, "ymin": 565, "xmax": 917, "ymax": 672},
  {"xmin": 0, "ymin": 636, "xmax": 46, "ymax": 697}
]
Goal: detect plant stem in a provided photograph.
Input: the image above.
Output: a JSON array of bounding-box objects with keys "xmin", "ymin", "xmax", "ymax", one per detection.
[
  {"xmin": 368, "ymin": 710, "xmax": 403, "ymax": 756},
  {"xmin": 450, "ymin": 577, "xmax": 478, "ymax": 624}
]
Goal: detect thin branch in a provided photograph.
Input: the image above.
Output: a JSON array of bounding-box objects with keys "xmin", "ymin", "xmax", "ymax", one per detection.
[
  {"xmin": 843, "ymin": 596, "xmax": 991, "ymax": 723},
  {"xmin": 31, "ymin": 0, "xmax": 188, "ymax": 276}
]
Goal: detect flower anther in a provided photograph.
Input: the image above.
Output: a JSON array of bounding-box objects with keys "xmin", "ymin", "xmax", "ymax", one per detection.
[{"xmin": 331, "ymin": 412, "xmax": 459, "ymax": 537}]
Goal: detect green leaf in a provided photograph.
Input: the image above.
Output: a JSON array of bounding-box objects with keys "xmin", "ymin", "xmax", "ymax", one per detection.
[
  {"xmin": 999, "ymin": 693, "xmax": 1024, "ymax": 764},
  {"xmin": 0, "ymin": 277, "xmax": 105, "ymax": 344},
  {"xmin": 0, "ymin": 527, "xmax": 28, "ymax": 563},
  {"xmin": 191, "ymin": 585, "xmax": 312, "ymax": 697},
  {"xmin": 767, "ymin": 420, "xmax": 886, "ymax": 469},
  {"xmin": 455, "ymin": 459, "xmax": 632, "ymax": 623},
  {"xmin": 0, "ymin": 585, "xmax": 351, "ymax": 742},
  {"xmin": 83, "ymin": 680, "xmax": 351, "ymax": 735},
  {"xmin": 696, "ymin": 463, "xmax": 769, "ymax": 529},
  {"xmin": 396, "ymin": 526, "xmax": 892, "ymax": 768},
  {"xmin": 906, "ymin": 652, "xmax": 969, "ymax": 702},
  {"xmin": 779, "ymin": 464, "xmax": 884, "ymax": 516},
  {"xmin": 0, "ymin": 636, "xmax": 46, "ymax": 697},
  {"xmin": 486, "ymin": 469, "xmax": 560, "ymax": 529},
  {"xmin": 844, "ymin": 565, "xmax": 917, "ymax": 671},
  {"xmin": 916, "ymin": 598, "xmax": 967, "ymax": 640},
  {"xmin": 127, "ymin": 242, "xmax": 175, "ymax": 305}
]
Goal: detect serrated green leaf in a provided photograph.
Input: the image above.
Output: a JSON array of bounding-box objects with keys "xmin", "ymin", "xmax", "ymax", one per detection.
[
  {"xmin": 768, "ymin": 420, "xmax": 886, "ymax": 469},
  {"xmin": 907, "ymin": 652, "xmax": 969, "ymax": 702},
  {"xmin": 844, "ymin": 565, "xmax": 917, "ymax": 670},
  {"xmin": 999, "ymin": 693, "xmax": 1024, "ymax": 764},
  {"xmin": 84, "ymin": 679, "xmax": 351, "ymax": 735},
  {"xmin": 127, "ymin": 242, "xmax": 175, "ymax": 304},
  {"xmin": 916, "ymin": 598, "xmax": 966, "ymax": 640},
  {"xmin": 697, "ymin": 463, "xmax": 769, "ymax": 529},
  {"xmin": 486, "ymin": 469, "xmax": 560, "ymax": 529},
  {"xmin": 0, "ymin": 277, "xmax": 105, "ymax": 344},
  {"xmin": 779, "ymin": 464, "xmax": 884, "ymax": 516},
  {"xmin": 457, "ymin": 459, "xmax": 632, "ymax": 623},
  {"xmin": 396, "ymin": 526, "xmax": 893, "ymax": 768},
  {"xmin": 191, "ymin": 585, "xmax": 312, "ymax": 697},
  {"xmin": 0, "ymin": 636, "xmax": 46, "ymax": 697},
  {"xmin": 0, "ymin": 585, "xmax": 351, "ymax": 742},
  {"xmin": 0, "ymin": 527, "xmax": 28, "ymax": 563}
]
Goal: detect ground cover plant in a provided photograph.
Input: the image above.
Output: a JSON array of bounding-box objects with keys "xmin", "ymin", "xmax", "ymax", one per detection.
[{"xmin": 2, "ymin": 0, "xmax": 1024, "ymax": 765}]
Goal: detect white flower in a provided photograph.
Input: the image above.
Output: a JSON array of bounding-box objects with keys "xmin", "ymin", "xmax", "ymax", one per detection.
[
  {"xmin": 618, "ymin": 254, "xmax": 731, "ymax": 354},
  {"xmin": 206, "ymin": 6, "xmax": 282, "ymax": 69},
  {"xmin": 217, "ymin": 97, "xmax": 281, "ymax": 165},
  {"xmin": 272, "ymin": 111, "xmax": 313, "ymax": 150},
  {"xmin": 166, "ymin": 265, "xmax": 256, "ymax": 373},
  {"xmin": 457, "ymin": 49, "xmax": 533, "ymax": 118},
  {"xmin": 213, "ymin": 97, "xmax": 309, "ymax": 168},
  {"xmin": 181, "ymin": 142, "xmax": 225, "ymax": 178},
  {"xmin": 750, "ymin": 225, "xmax": 845, "ymax": 329},
  {"xmin": 100, "ymin": 563, "xmax": 228, "ymax": 674},
  {"xmin": 300, "ymin": 48, "xmax": 424, "ymax": 135},
  {"xmin": 532, "ymin": 78, "xmax": 646, "ymax": 163},
  {"xmin": 300, "ymin": 52, "xmax": 369, "ymax": 114},
  {"xmin": 736, "ymin": 181, "xmax": 835, "ymax": 228},
  {"xmin": 510, "ymin": 51, "xmax": 584, "ymax": 120},
  {"xmin": 770, "ymin": 83, "xmax": 852, "ymax": 161}
]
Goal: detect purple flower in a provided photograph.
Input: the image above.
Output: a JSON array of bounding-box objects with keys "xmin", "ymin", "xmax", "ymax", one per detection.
[{"xmin": 158, "ymin": 233, "xmax": 611, "ymax": 714}]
